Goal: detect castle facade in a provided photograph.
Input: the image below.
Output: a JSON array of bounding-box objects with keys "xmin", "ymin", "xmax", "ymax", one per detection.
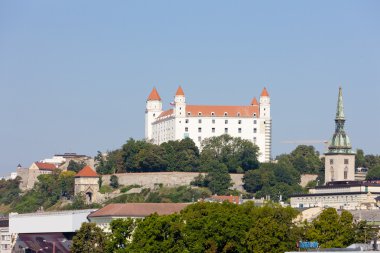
[{"xmin": 145, "ymin": 86, "xmax": 272, "ymax": 162}]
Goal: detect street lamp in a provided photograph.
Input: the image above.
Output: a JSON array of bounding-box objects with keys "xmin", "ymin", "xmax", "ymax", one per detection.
[{"xmin": 43, "ymin": 240, "xmax": 56, "ymax": 253}]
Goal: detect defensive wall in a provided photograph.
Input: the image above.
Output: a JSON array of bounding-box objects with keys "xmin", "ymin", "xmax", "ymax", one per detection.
[{"xmin": 102, "ymin": 172, "xmax": 245, "ymax": 191}]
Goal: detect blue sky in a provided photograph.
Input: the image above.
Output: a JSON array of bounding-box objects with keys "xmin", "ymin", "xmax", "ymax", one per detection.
[{"xmin": 0, "ymin": 1, "xmax": 379, "ymax": 176}]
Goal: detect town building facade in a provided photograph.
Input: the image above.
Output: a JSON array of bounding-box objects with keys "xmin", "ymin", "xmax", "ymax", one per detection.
[{"xmin": 145, "ymin": 86, "xmax": 272, "ymax": 162}]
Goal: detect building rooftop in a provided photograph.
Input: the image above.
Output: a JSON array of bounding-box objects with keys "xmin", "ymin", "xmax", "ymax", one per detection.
[
  {"xmin": 75, "ymin": 166, "xmax": 98, "ymax": 177},
  {"xmin": 147, "ymin": 87, "xmax": 161, "ymax": 101},
  {"xmin": 35, "ymin": 162, "xmax": 56, "ymax": 171},
  {"xmin": 88, "ymin": 203, "xmax": 189, "ymax": 218}
]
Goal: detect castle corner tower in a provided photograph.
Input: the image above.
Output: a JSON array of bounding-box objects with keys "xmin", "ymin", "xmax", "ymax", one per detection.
[
  {"xmin": 324, "ymin": 87, "xmax": 355, "ymax": 184},
  {"xmin": 145, "ymin": 87, "xmax": 163, "ymax": 141}
]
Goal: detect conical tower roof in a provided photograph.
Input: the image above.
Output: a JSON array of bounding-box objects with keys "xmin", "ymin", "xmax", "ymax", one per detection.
[
  {"xmin": 175, "ymin": 86, "xmax": 185, "ymax": 96},
  {"xmin": 260, "ymin": 87, "xmax": 269, "ymax": 97},
  {"xmin": 251, "ymin": 97, "xmax": 259, "ymax": 106},
  {"xmin": 147, "ymin": 87, "xmax": 161, "ymax": 101}
]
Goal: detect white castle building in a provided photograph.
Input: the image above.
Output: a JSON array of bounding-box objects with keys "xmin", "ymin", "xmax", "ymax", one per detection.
[{"xmin": 145, "ymin": 86, "xmax": 272, "ymax": 162}]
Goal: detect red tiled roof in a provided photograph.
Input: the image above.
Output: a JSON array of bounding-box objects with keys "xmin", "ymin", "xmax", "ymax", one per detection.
[
  {"xmin": 157, "ymin": 109, "xmax": 173, "ymax": 119},
  {"xmin": 186, "ymin": 105, "xmax": 259, "ymax": 118},
  {"xmin": 88, "ymin": 203, "xmax": 189, "ymax": 218},
  {"xmin": 251, "ymin": 97, "xmax": 259, "ymax": 106},
  {"xmin": 75, "ymin": 166, "xmax": 98, "ymax": 177},
  {"xmin": 175, "ymin": 86, "xmax": 185, "ymax": 96},
  {"xmin": 261, "ymin": 87, "xmax": 269, "ymax": 97},
  {"xmin": 35, "ymin": 162, "xmax": 56, "ymax": 171},
  {"xmin": 147, "ymin": 87, "xmax": 161, "ymax": 101},
  {"xmin": 210, "ymin": 195, "xmax": 240, "ymax": 204}
]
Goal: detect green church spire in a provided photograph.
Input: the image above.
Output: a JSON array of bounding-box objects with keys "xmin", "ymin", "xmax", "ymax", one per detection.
[
  {"xmin": 336, "ymin": 86, "xmax": 345, "ymax": 120},
  {"xmin": 326, "ymin": 87, "xmax": 354, "ymax": 154}
]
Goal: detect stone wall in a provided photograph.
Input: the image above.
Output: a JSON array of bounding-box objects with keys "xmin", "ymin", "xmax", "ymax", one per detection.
[
  {"xmin": 101, "ymin": 172, "xmax": 245, "ymax": 191},
  {"xmin": 300, "ymin": 174, "xmax": 318, "ymax": 187}
]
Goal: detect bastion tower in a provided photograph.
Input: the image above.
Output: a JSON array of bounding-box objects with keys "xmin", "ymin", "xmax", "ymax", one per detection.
[{"xmin": 324, "ymin": 87, "xmax": 356, "ymax": 184}]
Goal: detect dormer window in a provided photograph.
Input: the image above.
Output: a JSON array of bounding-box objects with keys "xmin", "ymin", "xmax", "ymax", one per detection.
[
  {"xmin": 253, "ymin": 113, "xmax": 257, "ymax": 118},
  {"xmin": 187, "ymin": 112, "xmax": 191, "ymax": 116},
  {"xmin": 198, "ymin": 112, "xmax": 202, "ymax": 116},
  {"xmin": 237, "ymin": 113, "xmax": 240, "ymax": 117},
  {"xmin": 224, "ymin": 112, "xmax": 228, "ymax": 116},
  {"xmin": 211, "ymin": 112, "xmax": 215, "ymax": 116}
]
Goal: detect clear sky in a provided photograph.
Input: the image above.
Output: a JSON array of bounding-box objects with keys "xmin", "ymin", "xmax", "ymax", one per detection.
[{"xmin": 0, "ymin": 1, "xmax": 379, "ymax": 176}]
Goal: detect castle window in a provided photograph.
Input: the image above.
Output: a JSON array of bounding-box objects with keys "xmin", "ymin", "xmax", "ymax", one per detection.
[
  {"xmin": 198, "ymin": 136, "xmax": 202, "ymax": 142},
  {"xmin": 198, "ymin": 112, "xmax": 202, "ymax": 116},
  {"xmin": 253, "ymin": 137, "xmax": 257, "ymax": 143},
  {"xmin": 344, "ymin": 167, "xmax": 348, "ymax": 179},
  {"xmin": 212, "ymin": 119, "xmax": 215, "ymax": 124},
  {"xmin": 225, "ymin": 128, "xmax": 228, "ymax": 133},
  {"xmin": 238, "ymin": 128, "xmax": 242, "ymax": 133},
  {"xmin": 212, "ymin": 128, "xmax": 215, "ymax": 133},
  {"xmin": 225, "ymin": 120, "xmax": 228, "ymax": 124},
  {"xmin": 253, "ymin": 128, "xmax": 257, "ymax": 133},
  {"xmin": 198, "ymin": 127, "xmax": 202, "ymax": 133},
  {"xmin": 238, "ymin": 120, "xmax": 241, "ymax": 124},
  {"xmin": 185, "ymin": 127, "xmax": 188, "ymax": 132},
  {"xmin": 330, "ymin": 159, "xmax": 334, "ymax": 165},
  {"xmin": 198, "ymin": 119, "xmax": 202, "ymax": 124},
  {"xmin": 185, "ymin": 119, "xmax": 189, "ymax": 123},
  {"xmin": 211, "ymin": 112, "xmax": 215, "ymax": 116},
  {"xmin": 344, "ymin": 159, "xmax": 349, "ymax": 165},
  {"xmin": 254, "ymin": 120, "xmax": 257, "ymax": 124},
  {"xmin": 224, "ymin": 112, "xmax": 228, "ymax": 116}
]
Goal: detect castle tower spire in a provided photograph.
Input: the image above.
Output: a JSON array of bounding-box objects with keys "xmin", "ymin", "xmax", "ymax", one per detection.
[{"xmin": 147, "ymin": 87, "xmax": 161, "ymax": 101}]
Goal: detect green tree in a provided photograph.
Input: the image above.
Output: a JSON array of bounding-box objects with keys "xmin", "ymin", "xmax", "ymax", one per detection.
[
  {"xmin": 243, "ymin": 168, "xmax": 274, "ymax": 193},
  {"xmin": 106, "ymin": 218, "xmax": 137, "ymax": 253},
  {"xmin": 71, "ymin": 223, "xmax": 107, "ymax": 253},
  {"xmin": 0, "ymin": 177, "xmax": 21, "ymax": 205},
  {"xmin": 161, "ymin": 138, "xmax": 200, "ymax": 172},
  {"xmin": 67, "ymin": 160, "xmax": 86, "ymax": 173},
  {"xmin": 127, "ymin": 213, "xmax": 186, "ymax": 253},
  {"xmin": 305, "ymin": 208, "xmax": 355, "ymax": 248},
  {"xmin": 287, "ymin": 145, "xmax": 323, "ymax": 174},
  {"xmin": 204, "ymin": 161, "xmax": 232, "ymax": 195},
  {"xmin": 366, "ymin": 166, "xmax": 380, "ymax": 180},
  {"xmin": 355, "ymin": 149, "xmax": 366, "ymax": 168},
  {"xmin": 110, "ymin": 175, "xmax": 119, "ymax": 189},
  {"xmin": 59, "ymin": 170, "xmax": 76, "ymax": 199},
  {"xmin": 201, "ymin": 134, "xmax": 260, "ymax": 173}
]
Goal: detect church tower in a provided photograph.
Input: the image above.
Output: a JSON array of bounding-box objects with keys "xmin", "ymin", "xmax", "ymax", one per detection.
[
  {"xmin": 174, "ymin": 86, "xmax": 186, "ymax": 117},
  {"xmin": 259, "ymin": 87, "xmax": 272, "ymax": 162},
  {"xmin": 324, "ymin": 87, "xmax": 356, "ymax": 184},
  {"xmin": 145, "ymin": 87, "xmax": 163, "ymax": 141}
]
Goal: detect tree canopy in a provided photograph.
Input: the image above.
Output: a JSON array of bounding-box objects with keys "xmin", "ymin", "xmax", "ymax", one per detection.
[{"xmin": 95, "ymin": 135, "xmax": 260, "ymax": 174}]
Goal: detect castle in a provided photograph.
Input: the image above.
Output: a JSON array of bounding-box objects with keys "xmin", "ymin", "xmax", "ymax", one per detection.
[{"xmin": 145, "ymin": 86, "xmax": 272, "ymax": 162}]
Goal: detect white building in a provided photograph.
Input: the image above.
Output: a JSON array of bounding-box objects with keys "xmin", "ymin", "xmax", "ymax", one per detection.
[
  {"xmin": 0, "ymin": 218, "xmax": 12, "ymax": 253},
  {"xmin": 145, "ymin": 86, "xmax": 272, "ymax": 162}
]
